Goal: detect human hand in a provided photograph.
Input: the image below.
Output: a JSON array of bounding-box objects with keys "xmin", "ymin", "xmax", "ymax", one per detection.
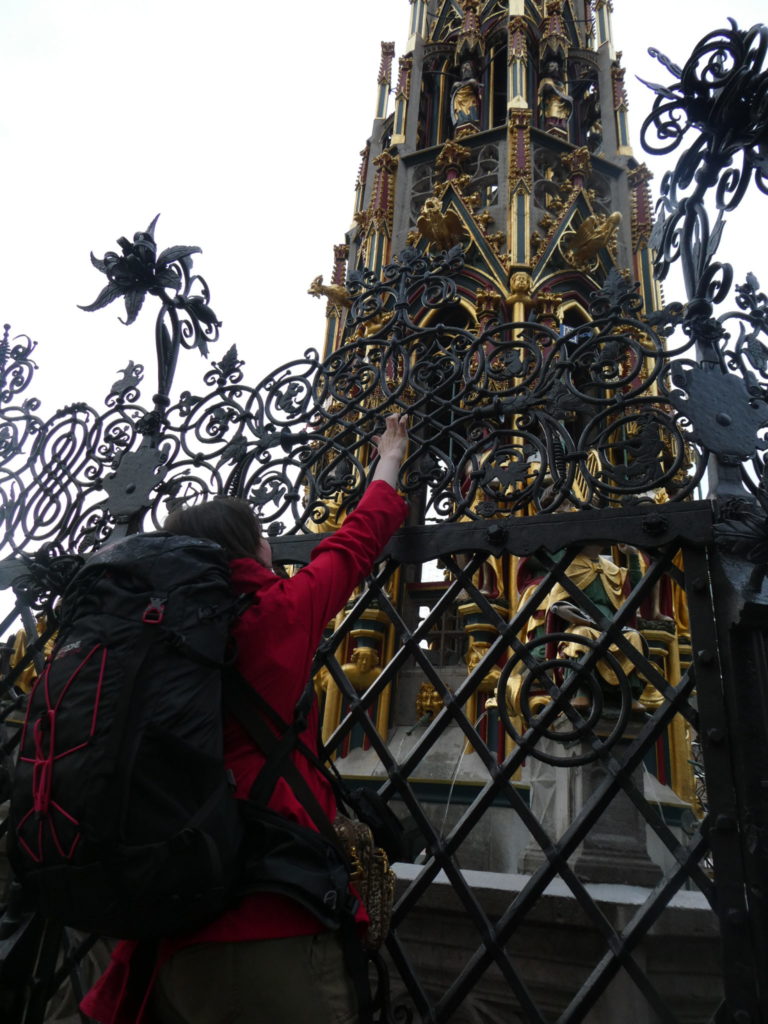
[
  {"xmin": 371, "ymin": 414, "xmax": 408, "ymax": 488},
  {"xmin": 372, "ymin": 414, "xmax": 408, "ymax": 465}
]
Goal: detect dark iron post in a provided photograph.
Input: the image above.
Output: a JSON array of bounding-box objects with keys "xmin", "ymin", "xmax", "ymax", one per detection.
[{"xmin": 642, "ymin": 21, "xmax": 768, "ymax": 1015}]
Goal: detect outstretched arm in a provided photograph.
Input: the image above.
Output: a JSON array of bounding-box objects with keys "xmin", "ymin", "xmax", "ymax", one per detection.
[{"xmin": 371, "ymin": 413, "xmax": 408, "ymax": 490}]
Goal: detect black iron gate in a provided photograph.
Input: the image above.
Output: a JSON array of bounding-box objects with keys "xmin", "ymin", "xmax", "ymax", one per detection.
[
  {"xmin": 2, "ymin": 17, "xmax": 768, "ymax": 1024},
  {"xmin": 308, "ymin": 506, "xmax": 727, "ymax": 1022}
]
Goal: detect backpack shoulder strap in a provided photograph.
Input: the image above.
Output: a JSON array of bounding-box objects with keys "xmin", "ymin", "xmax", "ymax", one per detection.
[
  {"xmin": 222, "ymin": 671, "xmax": 341, "ymax": 850},
  {"xmin": 223, "ymin": 674, "xmax": 376, "ymax": 1023}
]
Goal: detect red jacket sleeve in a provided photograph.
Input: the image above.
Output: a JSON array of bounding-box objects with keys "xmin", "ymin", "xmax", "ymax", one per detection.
[{"xmin": 286, "ymin": 480, "xmax": 408, "ymax": 641}]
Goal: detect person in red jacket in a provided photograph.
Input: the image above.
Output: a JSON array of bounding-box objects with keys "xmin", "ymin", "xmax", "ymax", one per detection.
[{"xmin": 80, "ymin": 414, "xmax": 409, "ymax": 1024}]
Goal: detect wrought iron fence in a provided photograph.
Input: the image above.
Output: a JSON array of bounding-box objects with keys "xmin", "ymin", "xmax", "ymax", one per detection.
[{"xmin": 0, "ymin": 16, "xmax": 767, "ymax": 1024}]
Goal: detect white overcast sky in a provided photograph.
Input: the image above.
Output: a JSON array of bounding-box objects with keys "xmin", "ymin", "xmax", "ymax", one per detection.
[{"xmin": 0, "ymin": 0, "xmax": 765, "ymax": 410}]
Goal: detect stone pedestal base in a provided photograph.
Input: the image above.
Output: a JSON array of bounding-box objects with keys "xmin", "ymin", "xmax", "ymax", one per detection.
[
  {"xmin": 387, "ymin": 866, "xmax": 722, "ymax": 1023},
  {"xmin": 522, "ymin": 711, "xmax": 662, "ymax": 887}
]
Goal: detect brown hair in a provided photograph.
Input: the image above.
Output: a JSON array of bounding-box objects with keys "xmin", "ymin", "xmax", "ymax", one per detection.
[{"xmin": 164, "ymin": 497, "xmax": 263, "ymax": 560}]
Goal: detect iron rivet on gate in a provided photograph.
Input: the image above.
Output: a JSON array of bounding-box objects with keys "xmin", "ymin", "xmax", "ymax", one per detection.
[
  {"xmin": 697, "ymin": 648, "xmax": 715, "ymax": 665},
  {"xmin": 486, "ymin": 525, "xmax": 507, "ymax": 546},
  {"xmin": 641, "ymin": 513, "xmax": 667, "ymax": 536},
  {"xmin": 707, "ymin": 727, "xmax": 724, "ymax": 744}
]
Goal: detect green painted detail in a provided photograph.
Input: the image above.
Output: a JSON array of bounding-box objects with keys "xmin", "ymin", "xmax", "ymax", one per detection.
[
  {"xmin": 618, "ymin": 111, "xmax": 629, "ymax": 148},
  {"xmin": 517, "ymin": 193, "xmax": 527, "ymax": 262},
  {"xmin": 597, "ymin": 7, "xmax": 608, "ymax": 46}
]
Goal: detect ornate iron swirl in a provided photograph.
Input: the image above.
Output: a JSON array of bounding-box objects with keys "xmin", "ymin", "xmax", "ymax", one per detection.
[
  {"xmin": 641, "ymin": 22, "xmax": 768, "ymax": 303},
  {"xmin": 638, "ymin": 21, "xmax": 768, "ymax": 570},
  {"xmin": 0, "ymin": 214, "xmax": 767, "ymax": 577},
  {"xmin": 0, "ymin": 325, "xmax": 37, "ymax": 405},
  {"xmin": 302, "ymin": 262, "xmax": 708, "ymax": 518},
  {"xmin": 9, "ymin": 549, "xmax": 84, "ymax": 611},
  {"xmin": 347, "ymin": 243, "xmax": 464, "ymax": 333},
  {"xmin": 495, "ymin": 632, "xmax": 636, "ymax": 767}
]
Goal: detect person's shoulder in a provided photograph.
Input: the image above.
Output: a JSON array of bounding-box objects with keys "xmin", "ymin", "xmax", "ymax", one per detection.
[{"xmin": 229, "ymin": 557, "xmax": 276, "ymax": 589}]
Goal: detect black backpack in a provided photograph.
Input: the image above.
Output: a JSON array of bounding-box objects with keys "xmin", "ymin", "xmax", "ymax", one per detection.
[
  {"xmin": 6, "ymin": 531, "xmax": 407, "ymax": 1021},
  {"xmin": 7, "ymin": 532, "xmax": 403, "ymax": 959},
  {"xmin": 8, "ymin": 532, "xmax": 246, "ymax": 940}
]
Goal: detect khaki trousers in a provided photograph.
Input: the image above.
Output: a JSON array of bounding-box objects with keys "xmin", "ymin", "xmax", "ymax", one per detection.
[{"xmin": 152, "ymin": 932, "xmax": 359, "ymax": 1024}]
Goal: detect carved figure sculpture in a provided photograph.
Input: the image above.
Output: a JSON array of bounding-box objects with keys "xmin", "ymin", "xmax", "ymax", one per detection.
[
  {"xmin": 463, "ymin": 637, "xmax": 503, "ymax": 754},
  {"xmin": 465, "ymin": 638, "xmax": 501, "ymax": 692},
  {"xmin": 546, "ymin": 542, "xmax": 646, "ymax": 709},
  {"xmin": 308, "ymin": 275, "xmax": 353, "ymax": 309},
  {"xmin": 450, "ymin": 60, "xmax": 482, "ymax": 133},
  {"xmin": 342, "ymin": 645, "xmax": 382, "ymax": 693},
  {"xmin": 538, "ymin": 60, "xmax": 573, "ymax": 130},
  {"xmin": 415, "ymin": 682, "xmax": 444, "ymax": 722},
  {"xmin": 509, "ymin": 272, "xmax": 534, "ymax": 308},
  {"xmin": 416, "ymin": 197, "xmax": 466, "ymax": 251},
  {"xmin": 562, "ymin": 212, "xmax": 622, "ymax": 268},
  {"xmin": 582, "ymin": 82, "xmax": 603, "ymax": 152},
  {"xmin": 508, "ymin": 544, "xmax": 646, "ymax": 720}
]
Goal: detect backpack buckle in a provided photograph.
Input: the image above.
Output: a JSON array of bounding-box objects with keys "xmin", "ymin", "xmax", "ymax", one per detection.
[{"xmin": 142, "ymin": 598, "xmax": 166, "ymax": 624}]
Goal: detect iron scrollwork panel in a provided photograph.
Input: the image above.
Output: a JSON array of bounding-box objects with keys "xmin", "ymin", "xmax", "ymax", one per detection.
[
  {"xmin": 0, "ymin": 235, "xmax": 745, "ymax": 564},
  {"xmin": 0, "ymin": 221, "xmax": 767, "ymax": 569}
]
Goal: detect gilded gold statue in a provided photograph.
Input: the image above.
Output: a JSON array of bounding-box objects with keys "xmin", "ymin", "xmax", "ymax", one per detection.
[
  {"xmin": 416, "ymin": 197, "xmax": 466, "ymax": 251},
  {"xmin": 561, "ymin": 212, "xmax": 622, "ymax": 269},
  {"xmin": 450, "ymin": 60, "xmax": 482, "ymax": 134},
  {"xmin": 507, "ymin": 543, "xmax": 647, "ymax": 720},
  {"xmin": 308, "ymin": 275, "xmax": 353, "ymax": 309},
  {"xmin": 341, "ymin": 645, "xmax": 382, "ymax": 693},
  {"xmin": 546, "ymin": 542, "xmax": 645, "ymax": 708},
  {"xmin": 465, "ymin": 638, "xmax": 501, "ymax": 693},
  {"xmin": 9, "ymin": 614, "xmax": 56, "ymax": 692},
  {"xmin": 537, "ymin": 60, "xmax": 573, "ymax": 131}
]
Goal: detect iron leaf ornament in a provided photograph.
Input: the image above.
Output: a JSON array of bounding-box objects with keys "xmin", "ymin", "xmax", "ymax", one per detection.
[
  {"xmin": 640, "ymin": 21, "xmax": 768, "ymax": 189},
  {"xmin": 0, "ymin": 325, "xmax": 38, "ymax": 406}
]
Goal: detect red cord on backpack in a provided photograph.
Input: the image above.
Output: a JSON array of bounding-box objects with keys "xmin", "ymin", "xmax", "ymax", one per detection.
[{"xmin": 15, "ymin": 644, "xmax": 107, "ymax": 863}]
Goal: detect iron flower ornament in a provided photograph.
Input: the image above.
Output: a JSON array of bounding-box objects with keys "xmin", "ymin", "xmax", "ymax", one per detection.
[
  {"xmin": 79, "ymin": 215, "xmax": 221, "ymax": 410},
  {"xmin": 79, "ymin": 215, "xmax": 207, "ymax": 326}
]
